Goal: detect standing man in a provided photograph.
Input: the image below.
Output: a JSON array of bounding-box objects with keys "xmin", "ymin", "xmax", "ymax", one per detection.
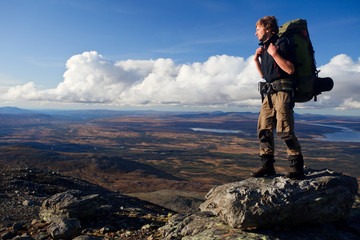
[{"xmin": 252, "ymin": 16, "xmax": 304, "ymax": 180}]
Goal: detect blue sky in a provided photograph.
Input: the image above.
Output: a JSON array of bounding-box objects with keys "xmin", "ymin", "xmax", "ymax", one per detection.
[{"xmin": 0, "ymin": 0, "xmax": 359, "ymax": 115}]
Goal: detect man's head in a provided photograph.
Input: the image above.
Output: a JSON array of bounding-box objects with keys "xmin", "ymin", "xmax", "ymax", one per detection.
[{"xmin": 255, "ymin": 16, "xmax": 278, "ymax": 42}]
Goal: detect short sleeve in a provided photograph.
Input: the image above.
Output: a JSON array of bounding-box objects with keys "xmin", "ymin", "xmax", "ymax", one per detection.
[{"xmin": 277, "ymin": 37, "xmax": 294, "ymax": 63}]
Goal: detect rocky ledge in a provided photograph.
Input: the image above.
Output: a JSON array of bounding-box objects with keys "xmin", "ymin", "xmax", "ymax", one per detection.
[
  {"xmin": 1, "ymin": 166, "xmax": 360, "ymax": 240},
  {"xmin": 0, "ymin": 166, "xmax": 173, "ymax": 240},
  {"xmin": 160, "ymin": 169, "xmax": 360, "ymax": 240}
]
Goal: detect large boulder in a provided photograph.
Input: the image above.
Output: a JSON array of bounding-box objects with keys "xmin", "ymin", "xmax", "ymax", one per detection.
[
  {"xmin": 199, "ymin": 169, "xmax": 358, "ymax": 230},
  {"xmin": 39, "ymin": 190, "xmax": 102, "ymax": 222}
]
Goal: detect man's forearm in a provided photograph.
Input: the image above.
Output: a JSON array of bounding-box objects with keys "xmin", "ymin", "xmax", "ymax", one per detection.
[{"xmin": 271, "ymin": 53, "xmax": 295, "ymax": 75}]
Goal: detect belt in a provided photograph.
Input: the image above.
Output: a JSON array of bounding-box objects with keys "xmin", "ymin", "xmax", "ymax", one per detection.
[{"xmin": 259, "ymin": 79, "xmax": 294, "ymax": 108}]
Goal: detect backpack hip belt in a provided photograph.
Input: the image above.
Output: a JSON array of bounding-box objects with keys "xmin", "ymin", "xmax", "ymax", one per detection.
[
  {"xmin": 271, "ymin": 79, "xmax": 294, "ymax": 92},
  {"xmin": 259, "ymin": 79, "xmax": 294, "ymax": 109}
]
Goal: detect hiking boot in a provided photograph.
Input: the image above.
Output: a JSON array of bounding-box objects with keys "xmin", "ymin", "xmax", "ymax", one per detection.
[
  {"xmin": 251, "ymin": 155, "xmax": 276, "ymax": 177},
  {"xmin": 286, "ymin": 154, "xmax": 304, "ymax": 180}
]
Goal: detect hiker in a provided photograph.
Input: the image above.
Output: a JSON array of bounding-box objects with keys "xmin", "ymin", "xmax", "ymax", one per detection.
[{"xmin": 252, "ymin": 16, "xmax": 304, "ymax": 180}]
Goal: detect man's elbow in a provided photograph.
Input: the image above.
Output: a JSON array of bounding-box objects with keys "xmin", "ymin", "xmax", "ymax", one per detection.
[
  {"xmin": 287, "ymin": 64, "xmax": 295, "ymax": 75},
  {"xmin": 288, "ymin": 68, "xmax": 295, "ymax": 75}
]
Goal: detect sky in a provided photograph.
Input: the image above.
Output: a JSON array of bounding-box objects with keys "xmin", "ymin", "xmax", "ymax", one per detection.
[{"xmin": 0, "ymin": 0, "xmax": 359, "ymax": 115}]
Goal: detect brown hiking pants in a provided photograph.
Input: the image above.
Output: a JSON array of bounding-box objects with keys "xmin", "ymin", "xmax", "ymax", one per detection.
[{"xmin": 257, "ymin": 91, "xmax": 302, "ymax": 156}]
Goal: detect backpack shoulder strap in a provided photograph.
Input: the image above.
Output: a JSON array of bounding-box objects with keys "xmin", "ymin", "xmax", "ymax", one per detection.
[{"xmin": 275, "ymin": 36, "xmax": 290, "ymax": 47}]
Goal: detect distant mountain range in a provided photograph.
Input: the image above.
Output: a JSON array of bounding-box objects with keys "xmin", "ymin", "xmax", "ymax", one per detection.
[
  {"xmin": 0, "ymin": 106, "xmax": 356, "ymax": 119},
  {"xmin": 0, "ymin": 106, "xmax": 33, "ymax": 114}
]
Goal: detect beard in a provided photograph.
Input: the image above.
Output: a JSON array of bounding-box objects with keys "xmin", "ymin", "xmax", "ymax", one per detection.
[{"xmin": 259, "ymin": 34, "xmax": 271, "ymax": 43}]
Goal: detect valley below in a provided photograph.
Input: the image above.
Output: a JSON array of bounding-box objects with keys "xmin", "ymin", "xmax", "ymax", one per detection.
[{"xmin": 0, "ymin": 108, "xmax": 359, "ymax": 211}]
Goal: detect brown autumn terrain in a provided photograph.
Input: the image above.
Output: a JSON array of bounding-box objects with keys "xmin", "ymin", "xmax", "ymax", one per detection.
[{"xmin": 0, "ymin": 108, "xmax": 359, "ymax": 206}]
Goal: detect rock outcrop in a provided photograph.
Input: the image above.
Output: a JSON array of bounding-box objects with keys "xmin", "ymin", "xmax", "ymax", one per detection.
[
  {"xmin": 160, "ymin": 169, "xmax": 360, "ymax": 239},
  {"xmin": 200, "ymin": 169, "xmax": 358, "ymax": 229}
]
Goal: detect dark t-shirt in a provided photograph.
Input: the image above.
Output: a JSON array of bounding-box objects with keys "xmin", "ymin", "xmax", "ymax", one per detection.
[{"xmin": 259, "ymin": 35, "xmax": 294, "ymax": 83}]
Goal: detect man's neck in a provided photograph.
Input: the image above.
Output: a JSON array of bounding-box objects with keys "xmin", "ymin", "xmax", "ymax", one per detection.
[{"xmin": 263, "ymin": 33, "xmax": 275, "ymax": 44}]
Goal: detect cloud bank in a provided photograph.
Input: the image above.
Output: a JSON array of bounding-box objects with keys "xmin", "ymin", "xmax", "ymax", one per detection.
[
  {"xmin": 2, "ymin": 51, "xmax": 360, "ymax": 110},
  {"xmin": 316, "ymin": 54, "xmax": 360, "ymax": 110}
]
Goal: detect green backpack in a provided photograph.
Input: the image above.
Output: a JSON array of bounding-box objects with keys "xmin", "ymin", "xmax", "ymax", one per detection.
[{"xmin": 278, "ymin": 19, "xmax": 333, "ymax": 102}]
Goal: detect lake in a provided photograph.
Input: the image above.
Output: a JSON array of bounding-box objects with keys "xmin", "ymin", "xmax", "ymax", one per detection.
[
  {"xmin": 191, "ymin": 128, "xmax": 244, "ymax": 134},
  {"xmin": 300, "ymin": 122, "xmax": 360, "ymax": 143},
  {"xmin": 191, "ymin": 124, "xmax": 360, "ymax": 143}
]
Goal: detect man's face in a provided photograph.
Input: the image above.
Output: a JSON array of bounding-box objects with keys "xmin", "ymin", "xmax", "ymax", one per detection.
[{"xmin": 255, "ymin": 25, "xmax": 270, "ymax": 42}]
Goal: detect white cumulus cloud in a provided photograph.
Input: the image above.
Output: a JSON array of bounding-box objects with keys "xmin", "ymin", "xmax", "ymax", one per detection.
[
  {"xmin": 2, "ymin": 51, "xmax": 360, "ymax": 111},
  {"xmin": 2, "ymin": 51, "xmax": 260, "ymax": 108}
]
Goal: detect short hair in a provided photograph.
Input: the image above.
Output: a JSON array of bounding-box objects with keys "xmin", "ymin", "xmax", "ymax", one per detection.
[{"xmin": 256, "ymin": 16, "xmax": 279, "ymax": 35}]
